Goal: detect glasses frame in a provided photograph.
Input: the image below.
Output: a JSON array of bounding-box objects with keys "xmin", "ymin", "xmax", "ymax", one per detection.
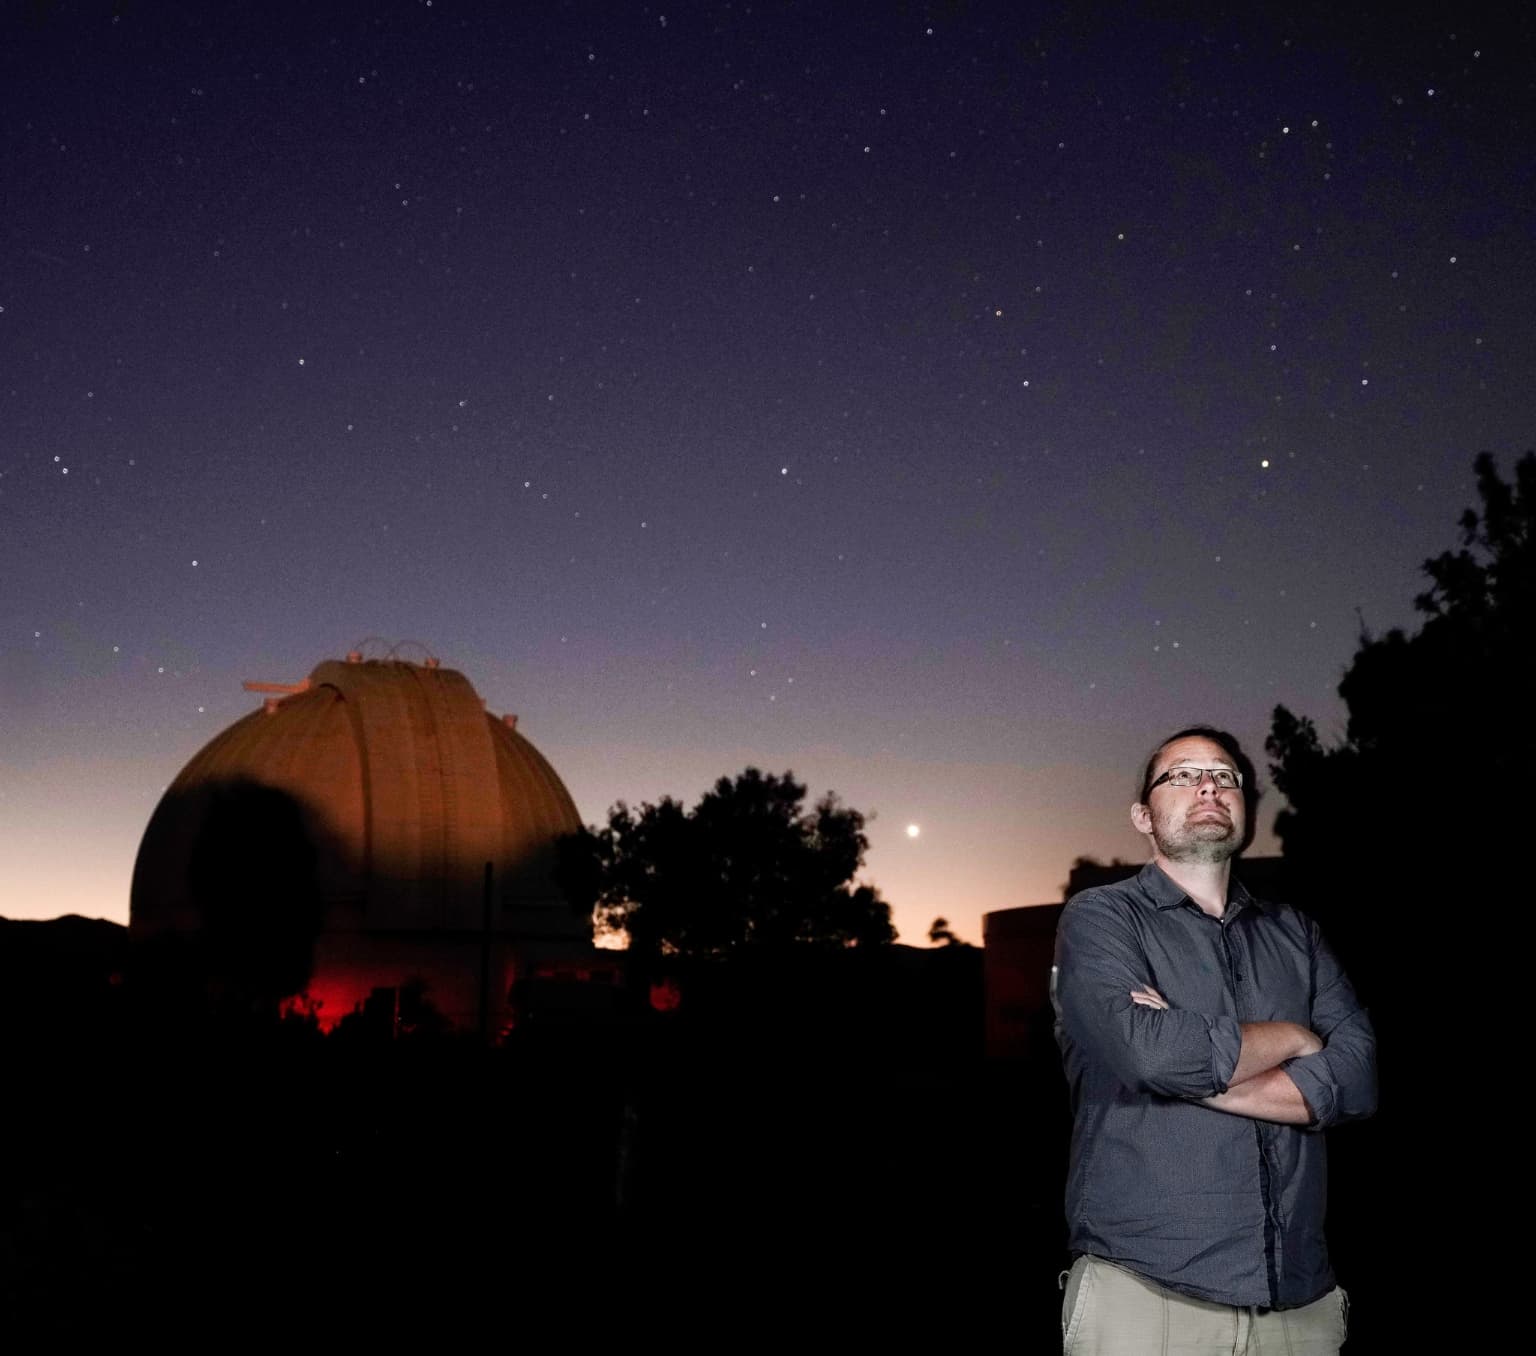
[{"xmin": 1148, "ymin": 765, "xmax": 1243, "ymax": 793}]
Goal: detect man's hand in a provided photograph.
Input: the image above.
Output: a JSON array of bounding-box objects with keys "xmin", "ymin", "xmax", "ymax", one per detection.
[{"xmin": 1130, "ymin": 984, "xmax": 1169, "ymax": 1010}]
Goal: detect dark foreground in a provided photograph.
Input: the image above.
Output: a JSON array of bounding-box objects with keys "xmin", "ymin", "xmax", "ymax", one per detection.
[
  {"xmin": 1, "ymin": 933, "xmax": 1416, "ymax": 1351},
  {"xmin": 6, "ymin": 1022, "xmax": 1070, "ymax": 1346}
]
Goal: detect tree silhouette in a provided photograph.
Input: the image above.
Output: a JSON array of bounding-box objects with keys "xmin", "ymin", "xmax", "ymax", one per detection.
[
  {"xmin": 1264, "ymin": 451, "xmax": 1534, "ymax": 1344},
  {"xmin": 927, "ymin": 917, "xmax": 973, "ymax": 947},
  {"xmin": 557, "ymin": 767, "xmax": 895, "ymax": 958},
  {"xmin": 1266, "ymin": 451, "xmax": 1535, "ymax": 1001}
]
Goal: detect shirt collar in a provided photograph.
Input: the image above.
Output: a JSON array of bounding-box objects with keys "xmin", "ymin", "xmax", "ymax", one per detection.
[{"xmin": 1137, "ymin": 860, "xmax": 1267, "ymax": 916}]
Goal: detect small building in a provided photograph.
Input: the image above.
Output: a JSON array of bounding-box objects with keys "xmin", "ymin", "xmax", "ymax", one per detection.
[{"xmin": 982, "ymin": 902, "xmax": 1063, "ymax": 1061}]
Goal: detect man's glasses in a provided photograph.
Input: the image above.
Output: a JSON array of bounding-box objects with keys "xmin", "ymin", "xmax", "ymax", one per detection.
[{"xmin": 1148, "ymin": 766, "xmax": 1243, "ymax": 791}]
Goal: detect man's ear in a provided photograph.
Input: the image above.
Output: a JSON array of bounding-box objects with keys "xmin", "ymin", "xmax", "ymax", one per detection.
[{"xmin": 1130, "ymin": 801, "xmax": 1152, "ymax": 836}]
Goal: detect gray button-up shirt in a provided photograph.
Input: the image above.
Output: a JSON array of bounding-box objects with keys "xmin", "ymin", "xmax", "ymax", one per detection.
[{"xmin": 1052, "ymin": 862, "xmax": 1377, "ymax": 1309}]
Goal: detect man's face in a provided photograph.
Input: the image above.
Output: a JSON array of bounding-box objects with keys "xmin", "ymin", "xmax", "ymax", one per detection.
[{"xmin": 1131, "ymin": 735, "xmax": 1246, "ymax": 865}]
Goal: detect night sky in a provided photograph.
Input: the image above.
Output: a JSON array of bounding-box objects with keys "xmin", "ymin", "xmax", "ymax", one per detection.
[{"xmin": 4, "ymin": 2, "xmax": 1532, "ymax": 943}]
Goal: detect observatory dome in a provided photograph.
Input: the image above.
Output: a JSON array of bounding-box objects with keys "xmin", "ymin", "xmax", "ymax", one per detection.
[{"xmin": 130, "ymin": 652, "xmax": 589, "ymax": 1031}]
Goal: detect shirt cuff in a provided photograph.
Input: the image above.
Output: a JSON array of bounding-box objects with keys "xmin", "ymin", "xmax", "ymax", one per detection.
[
  {"xmin": 1282, "ymin": 1055, "xmax": 1334, "ymax": 1129},
  {"xmin": 1208, "ymin": 1014, "xmax": 1242, "ymax": 1095}
]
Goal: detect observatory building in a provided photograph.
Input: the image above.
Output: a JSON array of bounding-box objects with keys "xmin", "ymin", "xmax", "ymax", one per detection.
[{"xmin": 130, "ymin": 647, "xmax": 595, "ymax": 1034}]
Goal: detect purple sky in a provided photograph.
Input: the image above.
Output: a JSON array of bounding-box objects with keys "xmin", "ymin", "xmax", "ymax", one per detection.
[{"xmin": 3, "ymin": 2, "xmax": 1532, "ymax": 945}]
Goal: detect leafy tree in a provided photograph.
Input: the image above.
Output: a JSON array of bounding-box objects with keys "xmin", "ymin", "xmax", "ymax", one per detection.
[
  {"xmin": 1265, "ymin": 451, "xmax": 1535, "ymax": 1348},
  {"xmin": 557, "ymin": 767, "xmax": 895, "ymax": 958},
  {"xmin": 1266, "ymin": 451, "xmax": 1535, "ymax": 995}
]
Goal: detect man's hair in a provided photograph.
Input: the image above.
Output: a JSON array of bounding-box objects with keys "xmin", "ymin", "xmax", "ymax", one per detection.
[{"xmin": 1137, "ymin": 725, "xmax": 1261, "ymax": 851}]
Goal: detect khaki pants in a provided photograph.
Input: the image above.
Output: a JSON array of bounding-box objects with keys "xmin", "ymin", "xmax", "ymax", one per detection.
[{"xmin": 1060, "ymin": 1256, "xmax": 1348, "ymax": 1354}]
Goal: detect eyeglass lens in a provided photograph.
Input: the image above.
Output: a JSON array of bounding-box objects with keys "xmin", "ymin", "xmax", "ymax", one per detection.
[{"xmin": 1165, "ymin": 767, "xmax": 1239, "ymax": 788}]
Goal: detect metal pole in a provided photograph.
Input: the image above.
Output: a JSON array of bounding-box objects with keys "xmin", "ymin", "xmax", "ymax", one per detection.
[{"xmin": 479, "ymin": 861, "xmax": 493, "ymax": 1044}]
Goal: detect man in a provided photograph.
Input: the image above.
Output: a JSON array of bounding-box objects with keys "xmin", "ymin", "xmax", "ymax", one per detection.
[{"xmin": 1052, "ymin": 727, "xmax": 1376, "ymax": 1354}]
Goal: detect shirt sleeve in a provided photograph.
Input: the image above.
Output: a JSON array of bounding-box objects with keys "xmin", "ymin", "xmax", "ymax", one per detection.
[
  {"xmin": 1054, "ymin": 894, "xmax": 1242, "ymax": 1099},
  {"xmin": 1281, "ymin": 921, "xmax": 1378, "ymax": 1130}
]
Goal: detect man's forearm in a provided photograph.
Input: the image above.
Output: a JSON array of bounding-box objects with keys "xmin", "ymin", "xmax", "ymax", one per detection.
[
  {"xmin": 1201, "ymin": 1067, "xmax": 1314, "ymax": 1125},
  {"xmin": 1229, "ymin": 1021, "xmax": 1322, "ymax": 1086},
  {"xmin": 1127, "ymin": 988, "xmax": 1322, "ymax": 1097}
]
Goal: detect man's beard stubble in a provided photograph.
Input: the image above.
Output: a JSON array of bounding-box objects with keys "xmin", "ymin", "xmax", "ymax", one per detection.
[{"xmin": 1150, "ymin": 805, "xmax": 1242, "ymax": 865}]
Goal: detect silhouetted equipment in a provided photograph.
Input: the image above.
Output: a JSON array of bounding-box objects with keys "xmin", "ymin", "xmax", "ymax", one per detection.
[{"xmin": 130, "ymin": 652, "xmax": 603, "ymax": 1034}]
